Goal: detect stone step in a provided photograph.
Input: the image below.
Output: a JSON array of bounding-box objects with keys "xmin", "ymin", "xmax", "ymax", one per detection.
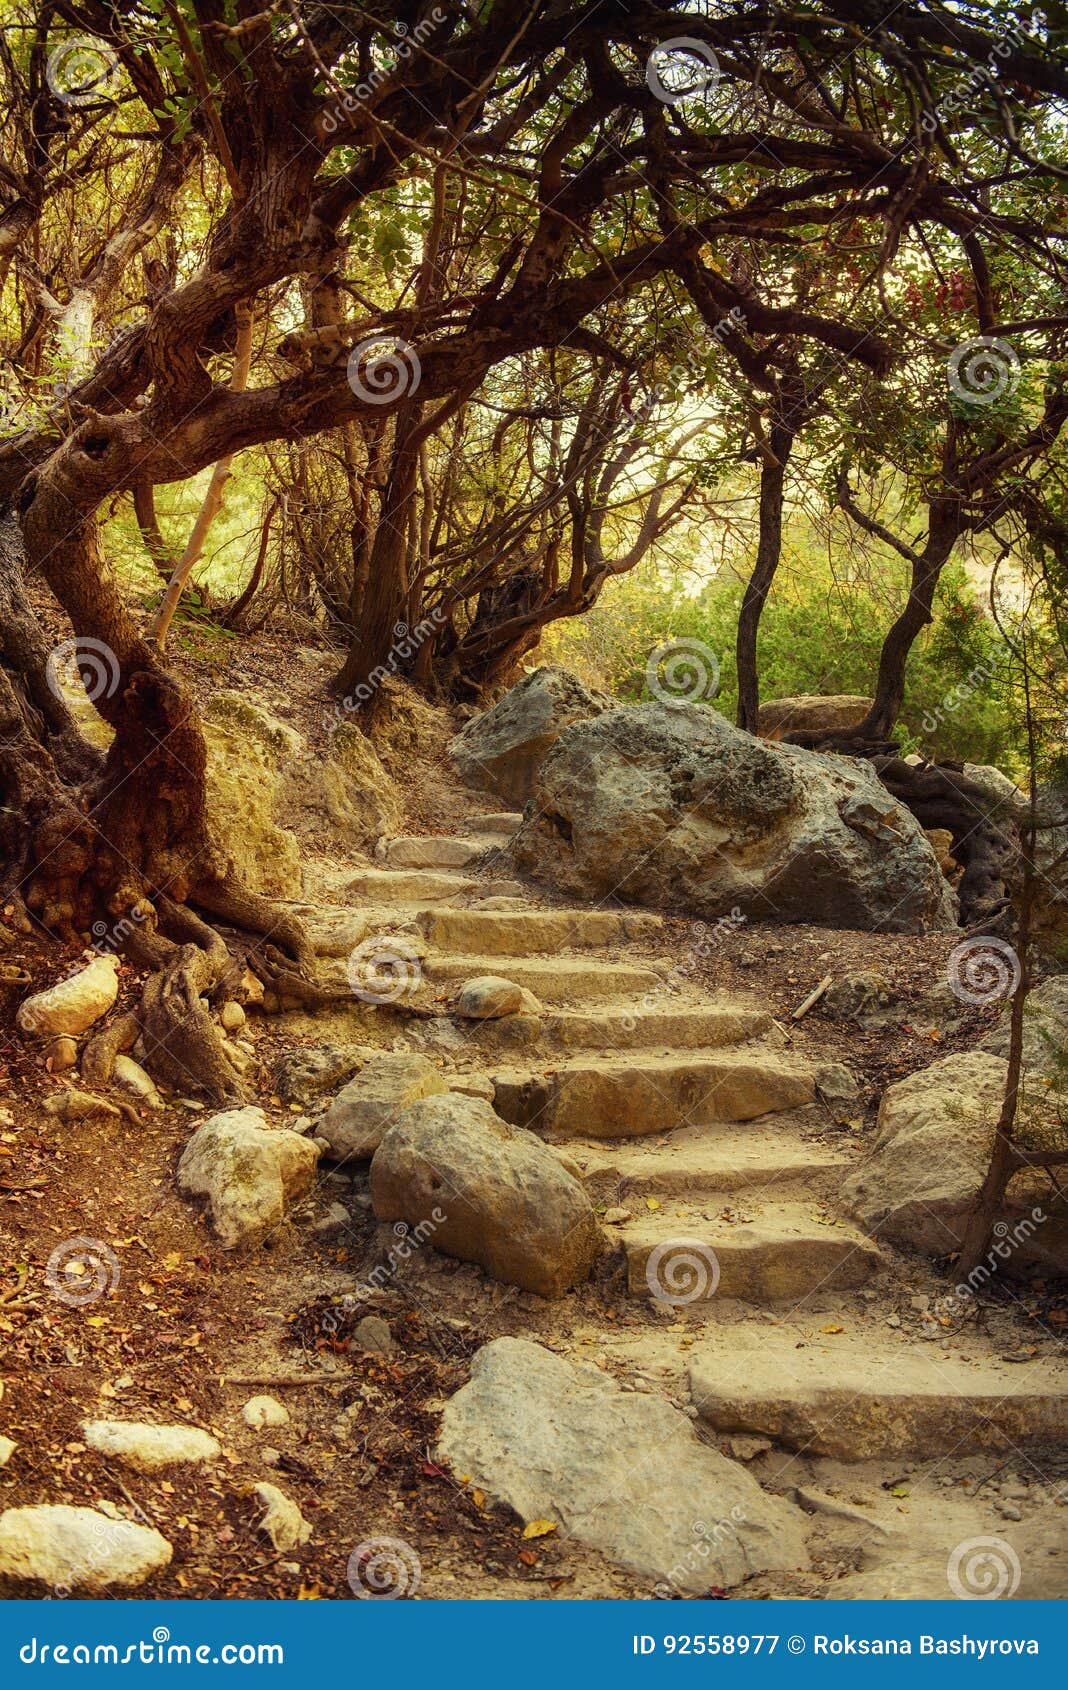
[
  {"xmin": 544, "ymin": 1003, "xmax": 773, "ymax": 1050},
  {"xmin": 457, "ymin": 811, "xmax": 524, "ymax": 835},
  {"xmin": 572, "ymin": 1125, "xmax": 851, "ymax": 1200},
  {"xmin": 688, "ymin": 1329, "xmax": 1068, "ymax": 1459},
  {"xmin": 491, "ymin": 1052, "xmax": 817, "ymax": 1138},
  {"xmin": 379, "ymin": 834, "xmax": 512, "ymax": 869},
  {"xmin": 422, "ymin": 955, "xmax": 662, "ymax": 1004},
  {"xmin": 340, "ymin": 867, "xmax": 524, "ymax": 905},
  {"xmin": 418, "ymin": 906, "xmax": 662, "ymax": 957},
  {"xmin": 624, "ymin": 1206, "xmax": 881, "ymax": 1304}
]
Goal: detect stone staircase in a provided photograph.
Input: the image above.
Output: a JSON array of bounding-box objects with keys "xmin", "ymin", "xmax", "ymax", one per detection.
[{"xmin": 308, "ymin": 810, "xmax": 1068, "ymax": 1470}]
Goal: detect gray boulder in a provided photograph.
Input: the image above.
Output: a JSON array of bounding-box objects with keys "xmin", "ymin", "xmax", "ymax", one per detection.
[
  {"xmin": 513, "ymin": 701, "xmax": 957, "ymax": 934},
  {"xmin": 757, "ymin": 694, "xmax": 872, "ymax": 737},
  {"xmin": 449, "ymin": 666, "xmax": 607, "ymax": 805},
  {"xmin": 843, "ymin": 1051, "xmax": 1068, "ymax": 1272},
  {"xmin": 370, "ymin": 1093, "xmax": 601, "ymax": 1297},
  {"xmin": 436, "ymin": 1338, "xmax": 809, "ymax": 1593},
  {"xmin": 319, "ymin": 1052, "xmax": 448, "ymax": 1162}
]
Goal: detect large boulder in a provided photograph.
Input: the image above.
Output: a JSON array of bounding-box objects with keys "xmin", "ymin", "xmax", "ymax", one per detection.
[
  {"xmin": 436, "ymin": 1338, "xmax": 809, "ymax": 1594},
  {"xmin": 513, "ymin": 701, "xmax": 956, "ymax": 933},
  {"xmin": 756, "ymin": 694, "xmax": 872, "ymax": 738},
  {"xmin": 842, "ymin": 1051, "xmax": 1068, "ymax": 1272},
  {"xmin": 449, "ymin": 667, "xmax": 607, "ymax": 805},
  {"xmin": 0, "ymin": 1506, "xmax": 171, "ymax": 1592},
  {"xmin": 318, "ymin": 1051, "xmax": 448, "ymax": 1162},
  {"xmin": 177, "ymin": 1106, "xmax": 319, "ymax": 1249},
  {"xmin": 370, "ymin": 1093, "xmax": 602, "ymax": 1297}
]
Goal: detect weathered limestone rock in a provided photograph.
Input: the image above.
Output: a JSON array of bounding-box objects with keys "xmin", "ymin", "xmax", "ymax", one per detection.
[
  {"xmin": 449, "ymin": 666, "xmax": 607, "ymax": 805},
  {"xmin": 0, "ymin": 1505, "xmax": 171, "ymax": 1592},
  {"xmin": 513, "ymin": 702, "xmax": 956, "ymax": 934},
  {"xmin": 81, "ymin": 1421, "xmax": 220, "ymax": 1473},
  {"xmin": 319, "ymin": 1052, "xmax": 448, "ymax": 1162},
  {"xmin": 17, "ymin": 954, "xmax": 119, "ymax": 1039},
  {"xmin": 242, "ymin": 1395, "xmax": 290, "ymax": 1430},
  {"xmin": 436, "ymin": 1338, "xmax": 809, "ymax": 1592},
  {"xmin": 276, "ymin": 1042, "xmax": 366, "ymax": 1102},
  {"xmin": 177, "ymin": 1107, "xmax": 319, "ymax": 1249},
  {"xmin": 370, "ymin": 1093, "xmax": 602, "ymax": 1297},
  {"xmin": 756, "ymin": 694, "xmax": 872, "ymax": 737},
  {"xmin": 454, "ymin": 976, "xmax": 526, "ymax": 1019},
  {"xmin": 843, "ymin": 1051, "xmax": 1068, "ymax": 1271},
  {"xmin": 254, "ymin": 1483, "xmax": 311, "ymax": 1551}
]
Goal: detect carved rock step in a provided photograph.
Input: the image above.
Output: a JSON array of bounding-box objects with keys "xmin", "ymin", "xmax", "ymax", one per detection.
[
  {"xmin": 422, "ymin": 954, "xmax": 662, "ymax": 1004},
  {"xmin": 492, "ymin": 1052, "xmax": 817, "ymax": 1138},
  {"xmin": 379, "ymin": 834, "xmax": 512, "ymax": 869},
  {"xmin": 418, "ymin": 906, "xmax": 662, "ymax": 956},
  {"xmin": 543, "ymin": 1003, "xmax": 773, "ymax": 1050},
  {"xmin": 340, "ymin": 867, "xmax": 524, "ymax": 904},
  {"xmin": 571, "ymin": 1124, "xmax": 852, "ymax": 1200},
  {"xmin": 688, "ymin": 1329, "xmax": 1068, "ymax": 1459},
  {"xmin": 624, "ymin": 1205, "xmax": 881, "ymax": 1304}
]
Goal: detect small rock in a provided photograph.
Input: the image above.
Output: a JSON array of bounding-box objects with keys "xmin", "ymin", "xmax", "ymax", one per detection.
[
  {"xmin": 725, "ymin": 1434, "xmax": 773, "ymax": 1461},
  {"xmin": 455, "ymin": 976, "xmax": 525, "ymax": 1020},
  {"xmin": 0, "ymin": 1436, "xmax": 15, "ymax": 1466},
  {"xmin": 448, "ymin": 1074, "xmax": 496, "ymax": 1102},
  {"xmin": 242, "ymin": 1395, "xmax": 290, "ymax": 1430},
  {"xmin": 311, "ymin": 1202, "xmax": 351, "ymax": 1238},
  {"xmin": 254, "ymin": 1483, "xmax": 311, "ymax": 1551},
  {"xmin": 353, "ymin": 1315, "xmax": 394, "ymax": 1353},
  {"xmin": 996, "ymin": 1501, "xmax": 1023, "ymax": 1521},
  {"xmin": 275, "ymin": 1043, "xmax": 365, "ymax": 1103},
  {"xmin": 603, "ymin": 1206, "xmax": 633, "ymax": 1225},
  {"xmin": 43, "ymin": 1089, "xmax": 120, "ymax": 1122},
  {"xmin": 260, "ymin": 1447, "xmax": 281, "ymax": 1466},
  {"xmin": 17, "ymin": 955, "xmax": 120, "ymax": 1039},
  {"xmin": 112, "ymin": 1054, "xmax": 162, "ymax": 1106},
  {"xmin": 815, "ymin": 1063, "xmax": 859, "ymax": 1103},
  {"xmin": 81, "ymin": 1421, "xmax": 220, "ymax": 1473},
  {"xmin": 886, "ymin": 1313, "xmax": 901, "ymax": 1328},
  {"xmin": 219, "ymin": 1001, "xmax": 246, "ymax": 1032},
  {"xmin": 45, "ymin": 1037, "xmax": 79, "ymax": 1073},
  {"xmin": 0, "ymin": 1505, "xmax": 171, "ymax": 1591}
]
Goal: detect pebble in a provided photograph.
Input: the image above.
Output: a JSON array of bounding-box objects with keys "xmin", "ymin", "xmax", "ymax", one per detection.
[
  {"xmin": 603, "ymin": 1206, "xmax": 633, "ymax": 1225},
  {"xmin": 242, "ymin": 1395, "xmax": 290, "ymax": 1430},
  {"xmin": 354, "ymin": 1316, "xmax": 395, "ymax": 1353},
  {"xmin": 0, "ymin": 1437, "xmax": 15, "ymax": 1467},
  {"xmin": 219, "ymin": 1001, "xmax": 246, "ymax": 1032},
  {"xmin": 996, "ymin": 1501, "xmax": 1023, "ymax": 1521}
]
